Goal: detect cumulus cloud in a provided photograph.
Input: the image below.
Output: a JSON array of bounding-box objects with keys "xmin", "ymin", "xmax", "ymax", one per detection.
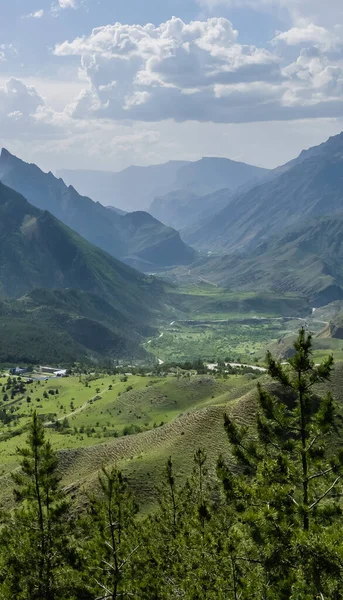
[
  {"xmin": 0, "ymin": 78, "xmax": 63, "ymax": 138},
  {"xmin": 55, "ymin": 17, "xmax": 288, "ymax": 123},
  {"xmin": 53, "ymin": 16, "xmax": 343, "ymax": 124}
]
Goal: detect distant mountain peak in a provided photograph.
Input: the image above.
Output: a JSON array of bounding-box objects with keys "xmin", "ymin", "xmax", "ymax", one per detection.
[{"xmin": 1, "ymin": 148, "xmax": 16, "ymax": 159}]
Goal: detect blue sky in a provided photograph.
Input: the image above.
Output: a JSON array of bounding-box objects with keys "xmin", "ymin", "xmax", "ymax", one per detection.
[{"xmin": 1, "ymin": 0, "xmax": 343, "ymax": 172}]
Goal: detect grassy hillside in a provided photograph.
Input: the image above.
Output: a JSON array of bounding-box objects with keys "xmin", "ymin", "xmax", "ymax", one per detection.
[
  {"xmin": 0, "ymin": 370, "xmax": 261, "ymax": 507},
  {"xmin": 259, "ymin": 333, "xmax": 343, "ymax": 363},
  {"xmin": 0, "ymin": 358, "xmax": 341, "ymax": 511}
]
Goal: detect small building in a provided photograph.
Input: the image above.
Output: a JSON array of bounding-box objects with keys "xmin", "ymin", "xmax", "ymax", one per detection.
[
  {"xmin": 40, "ymin": 366, "xmax": 67, "ymax": 377},
  {"xmin": 9, "ymin": 367, "xmax": 28, "ymax": 375}
]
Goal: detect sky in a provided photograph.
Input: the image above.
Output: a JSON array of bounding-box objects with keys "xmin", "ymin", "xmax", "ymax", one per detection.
[{"xmin": 1, "ymin": 0, "xmax": 343, "ymax": 172}]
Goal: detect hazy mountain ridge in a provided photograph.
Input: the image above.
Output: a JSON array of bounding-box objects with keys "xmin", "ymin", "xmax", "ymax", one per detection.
[
  {"xmin": 58, "ymin": 157, "xmax": 268, "ymax": 220},
  {"xmin": 183, "ymin": 132, "xmax": 343, "ymax": 253},
  {"xmin": 148, "ymin": 157, "xmax": 268, "ymax": 229},
  {"xmin": 57, "ymin": 160, "xmax": 187, "ymax": 212},
  {"xmin": 149, "ymin": 188, "xmax": 232, "ymax": 231},
  {"xmin": 0, "ymin": 149, "xmax": 195, "ymax": 272}
]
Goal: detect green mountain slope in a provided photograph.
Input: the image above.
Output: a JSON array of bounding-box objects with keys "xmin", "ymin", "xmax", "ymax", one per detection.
[
  {"xmin": 0, "ymin": 150, "xmax": 195, "ymax": 271},
  {"xmin": 184, "ymin": 132, "xmax": 343, "ymax": 253},
  {"xmin": 180, "ymin": 215, "xmax": 343, "ymax": 306},
  {"xmin": 0, "ymin": 181, "xmax": 166, "ymax": 362},
  {"xmin": 0, "ymin": 289, "xmax": 154, "ymax": 364}
]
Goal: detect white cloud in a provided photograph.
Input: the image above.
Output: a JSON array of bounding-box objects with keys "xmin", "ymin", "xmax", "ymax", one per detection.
[
  {"xmin": 0, "ymin": 78, "xmax": 62, "ymax": 138},
  {"xmin": 24, "ymin": 9, "xmax": 44, "ymax": 19},
  {"xmin": 54, "ymin": 16, "xmax": 343, "ymax": 124},
  {"xmin": 198, "ymin": 0, "xmax": 343, "ymax": 29},
  {"xmin": 58, "ymin": 0, "xmax": 77, "ymax": 8},
  {"xmin": 55, "ymin": 17, "xmax": 287, "ymax": 123},
  {"xmin": 273, "ymin": 24, "xmax": 335, "ymax": 49}
]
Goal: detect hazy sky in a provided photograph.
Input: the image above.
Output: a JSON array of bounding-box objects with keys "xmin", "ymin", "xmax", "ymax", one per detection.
[{"xmin": 1, "ymin": 0, "xmax": 343, "ymax": 172}]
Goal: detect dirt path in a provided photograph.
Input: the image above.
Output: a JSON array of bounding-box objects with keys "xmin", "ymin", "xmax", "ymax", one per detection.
[{"xmin": 44, "ymin": 386, "xmax": 111, "ymax": 426}]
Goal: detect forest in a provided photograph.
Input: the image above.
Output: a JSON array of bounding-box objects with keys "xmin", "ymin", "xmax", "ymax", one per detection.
[{"xmin": 0, "ymin": 329, "xmax": 342, "ymax": 600}]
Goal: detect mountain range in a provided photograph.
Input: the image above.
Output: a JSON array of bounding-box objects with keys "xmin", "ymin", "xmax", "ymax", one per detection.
[
  {"xmin": 2, "ymin": 130, "xmax": 343, "ymax": 364},
  {"xmin": 183, "ymin": 133, "xmax": 343, "ymax": 253},
  {"xmin": 58, "ymin": 157, "xmax": 268, "ymax": 213},
  {"xmin": 0, "ymin": 149, "xmax": 194, "ymax": 272}
]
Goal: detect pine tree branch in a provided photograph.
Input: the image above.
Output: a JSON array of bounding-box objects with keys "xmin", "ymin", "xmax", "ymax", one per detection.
[
  {"xmin": 307, "ymin": 467, "xmax": 333, "ymax": 482},
  {"xmin": 305, "ymin": 433, "xmax": 321, "ymax": 453},
  {"xmin": 309, "ymin": 476, "xmax": 341, "ymax": 510},
  {"xmin": 119, "ymin": 542, "xmax": 143, "ymax": 571},
  {"xmin": 288, "ymin": 494, "xmax": 299, "ymax": 506},
  {"xmin": 95, "ymin": 579, "xmax": 113, "ymax": 599}
]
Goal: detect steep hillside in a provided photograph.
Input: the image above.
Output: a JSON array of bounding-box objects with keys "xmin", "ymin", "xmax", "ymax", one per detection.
[
  {"xmin": 184, "ymin": 132, "xmax": 343, "ymax": 253},
  {"xmin": 0, "ymin": 150, "xmax": 194, "ymax": 271},
  {"xmin": 178, "ymin": 216, "xmax": 343, "ymax": 306},
  {"xmin": 0, "ymin": 181, "xmax": 166, "ymax": 361},
  {"xmin": 58, "ymin": 157, "xmax": 268, "ymax": 214},
  {"xmin": 119, "ymin": 211, "xmax": 195, "ymax": 270},
  {"xmin": 0, "ymin": 289, "xmax": 152, "ymax": 364},
  {"xmin": 149, "ymin": 157, "xmax": 268, "ymax": 229}
]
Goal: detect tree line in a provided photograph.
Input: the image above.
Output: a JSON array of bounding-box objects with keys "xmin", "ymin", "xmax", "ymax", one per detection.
[{"xmin": 0, "ymin": 329, "xmax": 343, "ymax": 599}]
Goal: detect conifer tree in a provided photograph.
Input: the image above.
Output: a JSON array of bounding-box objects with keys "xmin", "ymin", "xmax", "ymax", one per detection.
[
  {"xmin": 0, "ymin": 411, "xmax": 84, "ymax": 600},
  {"xmin": 86, "ymin": 467, "xmax": 139, "ymax": 600},
  {"xmin": 219, "ymin": 328, "xmax": 343, "ymax": 598}
]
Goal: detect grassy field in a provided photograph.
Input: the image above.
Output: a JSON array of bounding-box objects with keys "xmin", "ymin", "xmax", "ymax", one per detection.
[
  {"xmin": 149, "ymin": 284, "xmax": 314, "ymax": 363},
  {"xmin": 145, "ymin": 316, "xmax": 327, "ymax": 364}
]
